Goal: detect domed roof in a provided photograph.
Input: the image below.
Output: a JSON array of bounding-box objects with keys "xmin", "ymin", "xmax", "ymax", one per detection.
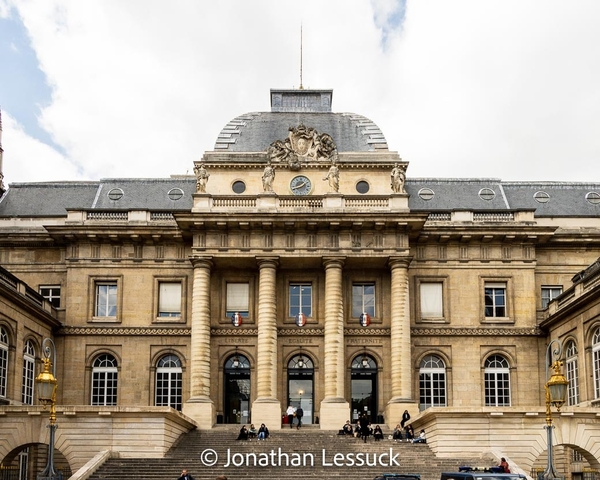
[{"xmin": 214, "ymin": 89, "xmax": 388, "ymax": 153}]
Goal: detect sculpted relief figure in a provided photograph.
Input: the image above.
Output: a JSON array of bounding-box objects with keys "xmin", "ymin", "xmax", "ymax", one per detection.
[
  {"xmin": 267, "ymin": 124, "xmax": 338, "ymax": 170},
  {"xmin": 194, "ymin": 163, "xmax": 210, "ymax": 193},
  {"xmin": 390, "ymin": 163, "xmax": 406, "ymax": 194},
  {"xmin": 323, "ymin": 160, "xmax": 340, "ymax": 193},
  {"xmin": 262, "ymin": 162, "xmax": 275, "ymax": 192}
]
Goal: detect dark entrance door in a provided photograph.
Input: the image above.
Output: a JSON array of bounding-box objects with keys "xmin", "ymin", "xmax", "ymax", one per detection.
[
  {"xmin": 351, "ymin": 354, "xmax": 378, "ymax": 423},
  {"xmin": 287, "ymin": 354, "xmax": 314, "ymax": 424},
  {"xmin": 224, "ymin": 354, "xmax": 250, "ymax": 424}
]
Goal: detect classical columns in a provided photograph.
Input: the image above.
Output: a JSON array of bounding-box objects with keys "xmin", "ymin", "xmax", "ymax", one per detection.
[
  {"xmin": 183, "ymin": 256, "xmax": 215, "ymax": 426},
  {"xmin": 252, "ymin": 257, "xmax": 281, "ymax": 428},
  {"xmin": 385, "ymin": 256, "xmax": 415, "ymax": 425},
  {"xmin": 320, "ymin": 257, "xmax": 349, "ymax": 429}
]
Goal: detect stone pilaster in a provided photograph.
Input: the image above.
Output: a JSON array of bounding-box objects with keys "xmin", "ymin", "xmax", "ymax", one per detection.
[
  {"xmin": 320, "ymin": 257, "xmax": 349, "ymax": 429},
  {"xmin": 182, "ymin": 256, "xmax": 215, "ymax": 427},
  {"xmin": 251, "ymin": 257, "xmax": 281, "ymax": 429},
  {"xmin": 385, "ymin": 256, "xmax": 418, "ymax": 427}
]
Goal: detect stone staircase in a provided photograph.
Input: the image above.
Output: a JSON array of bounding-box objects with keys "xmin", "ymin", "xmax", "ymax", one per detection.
[{"xmin": 86, "ymin": 426, "xmax": 497, "ymax": 480}]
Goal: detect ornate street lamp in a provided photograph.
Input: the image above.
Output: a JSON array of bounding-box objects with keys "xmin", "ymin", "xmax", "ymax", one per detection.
[
  {"xmin": 35, "ymin": 338, "xmax": 62, "ymax": 480},
  {"xmin": 541, "ymin": 339, "xmax": 569, "ymax": 480}
]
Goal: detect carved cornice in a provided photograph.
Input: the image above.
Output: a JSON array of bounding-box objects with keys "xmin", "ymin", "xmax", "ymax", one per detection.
[
  {"xmin": 344, "ymin": 328, "xmax": 391, "ymax": 335},
  {"xmin": 211, "ymin": 328, "xmax": 259, "ymax": 335},
  {"xmin": 278, "ymin": 328, "xmax": 324, "ymax": 335},
  {"xmin": 58, "ymin": 326, "xmax": 190, "ymax": 335},
  {"xmin": 411, "ymin": 326, "xmax": 541, "ymax": 336}
]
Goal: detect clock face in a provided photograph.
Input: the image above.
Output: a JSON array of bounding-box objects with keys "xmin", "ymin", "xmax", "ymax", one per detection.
[{"xmin": 290, "ymin": 175, "xmax": 312, "ymax": 195}]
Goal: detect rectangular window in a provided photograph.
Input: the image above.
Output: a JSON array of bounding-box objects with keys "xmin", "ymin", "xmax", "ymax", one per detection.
[
  {"xmin": 0, "ymin": 346, "xmax": 7, "ymax": 398},
  {"xmin": 39, "ymin": 285, "xmax": 61, "ymax": 308},
  {"xmin": 95, "ymin": 282, "xmax": 117, "ymax": 317},
  {"xmin": 22, "ymin": 357, "xmax": 35, "ymax": 405},
  {"xmin": 420, "ymin": 283, "xmax": 443, "ymax": 318},
  {"xmin": 541, "ymin": 286, "xmax": 563, "ymax": 309},
  {"xmin": 484, "ymin": 282, "xmax": 506, "ymax": 317},
  {"xmin": 484, "ymin": 371, "xmax": 511, "ymax": 406},
  {"xmin": 226, "ymin": 283, "xmax": 249, "ymax": 317},
  {"xmin": 289, "ymin": 283, "xmax": 312, "ymax": 317},
  {"xmin": 158, "ymin": 282, "xmax": 182, "ymax": 317},
  {"xmin": 352, "ymin": 283, "xmax": 375, "ymax": 318}
]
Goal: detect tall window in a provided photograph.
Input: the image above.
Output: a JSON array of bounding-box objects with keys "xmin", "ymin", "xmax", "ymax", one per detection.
[
  {"xmin": 158, "ymin": 282, "xmax": 182, "ymax": 317},
  {"xmin": 593, "ymin": 329, "xmax": 600, "ymax": 399},
  {"xmin": 289, "ymin": 283, "xmax": 312, "ymax": 317},
  {"xmin": 91, "ymin": 354, "xmax": 118, "ymax": 405},
  {"xmin": 226, "ymin": 283, "xmax": 249, "ymax": 317},
  {"xmin": 155, "ymin": 355, "xmax": 182, "ymax": 410},
  {"xmin": 0, "ymin": 327, "xmax": 8, "ymax": 398},
  {"xmin": 484, "ymin": 355, "xmax": 511, "ymax": 406},
  {"xmin": 484, "ymin": 283, "xmax": 506, "ymax": 317},
  {"xmin": 95, "ymin": 282, "xmax": 117, "ymax": 317},
  {"xmin": 22, "ymin": 340, "xmax": 35, "ymax": 405},
  {"xmin": 352, "ymin": 283, "xmax": 375, "ymax": 318},
  {"xmin": 39, "ymin": 286, "xmax": 61, "ymax": 308},
  {"xmin": 565, "ymin": 340, "xmax": 580, "ymax": 406},
  {"xmin": 419, "ymin": 355, "xmax": 447, "ymax": 410},
  {"xmin": 420, "ymin": 283, "xmax": 443, "ymax": 318},
  {"xmin": 541, "ymin": 286, "xmax": 563, "ymax": 309}
]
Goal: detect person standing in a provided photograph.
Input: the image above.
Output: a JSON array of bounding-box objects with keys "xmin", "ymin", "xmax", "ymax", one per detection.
[
  {"xmin": 177, "ymin": 469, "xmax": 195, "ymax": 480},
  {"xmin": 359, "ymin": 414, "xmax": 370, "ymax": 443},
  {"xmin": 286, "ymin": 404, "xmax": 296, "ymax": 429},
  {"xmin": 499, "ymin": 457, "xmax": 511, "ymax": 473},
  {"xmin": 295, "ymin": 406, "xmax": 304, "ymax": 429}
]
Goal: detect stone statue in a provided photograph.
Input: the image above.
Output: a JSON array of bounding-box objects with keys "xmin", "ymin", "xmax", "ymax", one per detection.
[
  {"xmin": 262, "ymin": 162, "xmax": 275, "ymax": 192},
  {"xmin": 391, "ymin": 163, "xmax": 406, "ymax": 194},
  {"xmin": 267, "ymin": 124, "xmax": 337, "ymax": 169},
  {"xmin": 323, "ymin": 161, "xmax": 340, "ymax": 193},
  {"xmin": 194, "ymin": 163, "xmax": 210, "ymax": 193}
]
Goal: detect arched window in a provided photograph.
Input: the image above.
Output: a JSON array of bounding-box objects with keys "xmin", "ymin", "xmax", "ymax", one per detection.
[
  {"xmin": 419, "ymin": 355, "xmax": 447, "ymax": 411},
  {"xmin": 155, "ymin": 354, "xmax": 182, "ymax": 410},
  {"xmin": 91, "ymin": 354, "xmax": 118, "ymax": 406},
  {"xmin": 565, "ymin": 340, "xmax": 579, "ymax": 406},
  {"xmin": 0, "ymin": 327, "xmax": 8, "ymax": 399},
  {"xmin": 484, "ymin": 354, "xmax": 511, "ymax": 406},
  {"xmin": 593, "ymin": 329, "xmax": 600, "ymax": 399},
  {"xmin": 22, "ymin": 340, "xmax": 36, "ymax": 405}
]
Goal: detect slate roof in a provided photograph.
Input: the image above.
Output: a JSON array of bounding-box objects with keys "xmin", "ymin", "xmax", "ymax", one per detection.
[
  {"xmin": 1, "ymin": 178, "xmax": 599, "ymax": 218},
  {"xmin": 214, "ymin": 112, "xmax": 388, "ymax": 152}
]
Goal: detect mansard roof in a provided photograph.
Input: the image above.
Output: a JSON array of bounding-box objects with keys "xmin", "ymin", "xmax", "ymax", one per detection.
[{"xmin": 1, "ymin": 178, "xmax": 599, "ymax": 218}]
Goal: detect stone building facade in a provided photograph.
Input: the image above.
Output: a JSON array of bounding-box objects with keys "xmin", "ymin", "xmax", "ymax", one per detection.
[{"xmin": 1, "ymin": 88, "xmax": 600, "ymax": 476}]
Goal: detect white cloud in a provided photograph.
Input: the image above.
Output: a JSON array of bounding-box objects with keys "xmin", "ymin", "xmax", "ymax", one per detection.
[
  {"xmin": 2, "ymin": 0, "xmax": 600, "ymax": 184},
  {"xmin": 2, "ymin": 111, "xmax": 84, "ymax": 181}
]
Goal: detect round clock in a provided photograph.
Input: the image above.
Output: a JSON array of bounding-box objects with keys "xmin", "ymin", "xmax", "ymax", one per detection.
[{"xmin": 290, "ymin": 175, "xmax": 312, "ymax": 195}]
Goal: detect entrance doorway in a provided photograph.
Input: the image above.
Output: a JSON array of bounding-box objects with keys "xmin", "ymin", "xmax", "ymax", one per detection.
[
  {"xmin": 287, "ymin": 353, "xmax": 314, "ymax": 424},
  {"xmin": 351, "ymin": 353, "xmax": 378, "ymax": 423},
  {"xmin": 223, "ymin": 353, "xmax": 250, "ymax": 424}
]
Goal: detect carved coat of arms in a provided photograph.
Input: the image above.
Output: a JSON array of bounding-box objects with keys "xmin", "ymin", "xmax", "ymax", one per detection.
[{"xmin": 267, "ymin": 124, "xmax": 337, "ymax": 170}]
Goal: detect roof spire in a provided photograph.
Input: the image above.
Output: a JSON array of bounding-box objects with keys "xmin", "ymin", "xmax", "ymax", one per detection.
[{"xmin": 299, "ymin": 24, "xmax": 303, "ymax": 90}]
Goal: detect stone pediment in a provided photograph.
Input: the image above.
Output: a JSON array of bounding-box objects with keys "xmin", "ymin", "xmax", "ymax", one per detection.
[{"xmin": 267, "ymin": 124, "xmax": 338, "ymax": 170}]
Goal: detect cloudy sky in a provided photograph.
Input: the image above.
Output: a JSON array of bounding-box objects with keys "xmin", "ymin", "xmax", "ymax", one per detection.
[{"xmin": 1, "ymin": 0, "xmax": 599, "ymax": 185}]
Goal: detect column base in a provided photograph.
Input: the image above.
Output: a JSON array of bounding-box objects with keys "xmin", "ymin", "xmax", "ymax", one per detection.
[
  {"xmin": 319, "ymin": 399, "xmax": 350, "ymax": 430},
  {"xmin": 385, "ymin": 398, "xmax": 419, "ymax": 429},
  {"xmin": 251, "ymin": 397, "xmax": 282, "ymax": 430},
  {"xmin": 182, "ymin": 396, "xmax": 215, "ymax": 428}
]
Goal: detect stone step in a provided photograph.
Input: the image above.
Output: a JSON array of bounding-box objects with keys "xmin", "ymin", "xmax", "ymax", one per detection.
[{"xmin": 88, "ymin": 429, "xmax": 496, "ymax": 480}]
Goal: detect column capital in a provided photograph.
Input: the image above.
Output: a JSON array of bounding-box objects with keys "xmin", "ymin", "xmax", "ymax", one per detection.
[
  {"xmin": 388, "ymin": 256, "xmax": 412, "ymax": 270},
  {"xmin": 189, "ymin": 256, "xmax": 213, "ymax": 269},
  {"xmin": 256, "ymin": 256, "xmax": 279, "ymax": 269},
  {"xmin": 322, "ymin": 256, "xmax": 346, "ymax": 269}
]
